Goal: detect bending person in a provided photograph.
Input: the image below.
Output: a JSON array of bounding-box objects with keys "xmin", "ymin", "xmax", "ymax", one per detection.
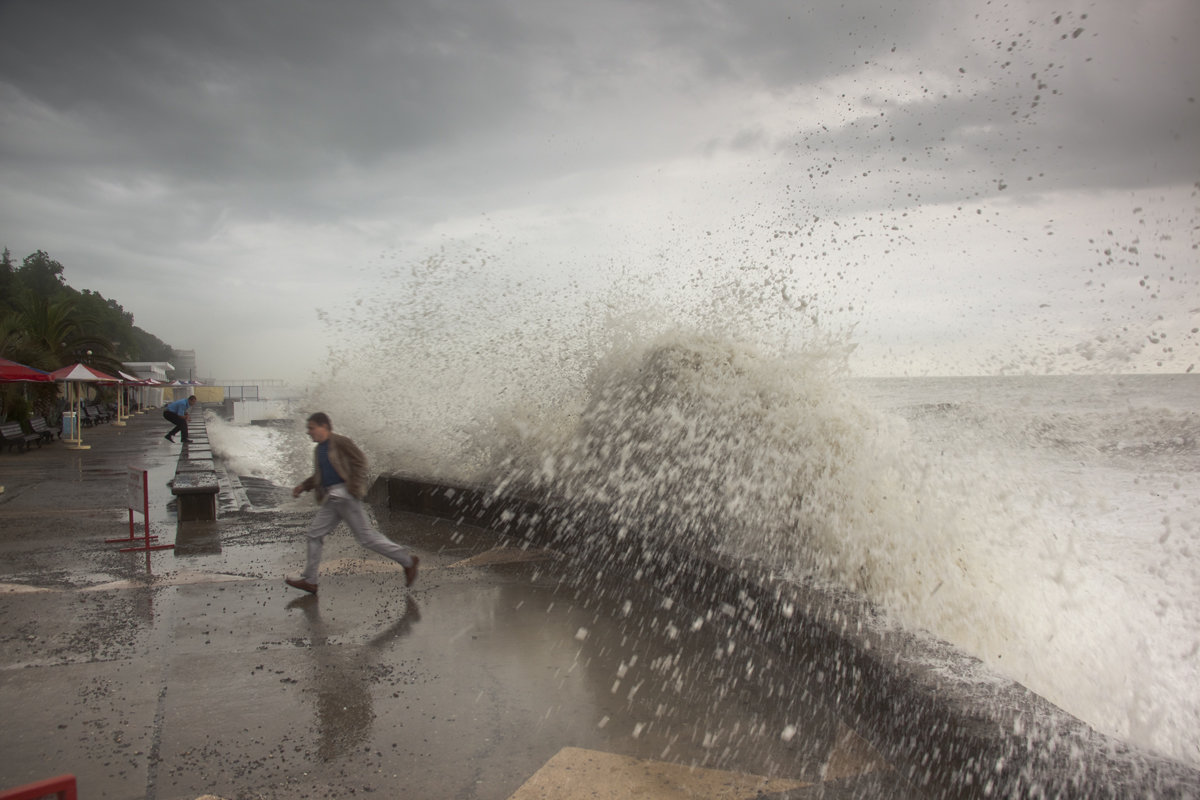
[
  {"xmin": 286, "ymin": 412, "xmax": 418, "ymax": 594},
  {"xmin": 163, "ymin": 395, "xmax": 196, "ymax": 443}
]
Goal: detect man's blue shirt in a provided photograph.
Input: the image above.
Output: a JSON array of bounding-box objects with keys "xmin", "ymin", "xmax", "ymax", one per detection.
[
  {"xmin": 166, "ymin": 397, "xmax": 191, "ymax": 415},
  {"xmin": 316, "ymin": 440, "xmax": 343, "ymax": 486}
]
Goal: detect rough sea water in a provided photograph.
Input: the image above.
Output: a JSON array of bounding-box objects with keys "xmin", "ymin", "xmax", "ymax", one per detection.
[
  {"xmin": 479, "ymin": 335, "xmax": 1200, "ymax": 770},
  {"xmin": 213, "ymin": 325, "xmax": 1200, "ymax": 773}
]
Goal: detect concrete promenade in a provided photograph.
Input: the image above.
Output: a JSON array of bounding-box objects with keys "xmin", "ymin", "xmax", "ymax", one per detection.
[{"xmin": 0, "ymin": 410, "xmax": 905, "ymax": 800}]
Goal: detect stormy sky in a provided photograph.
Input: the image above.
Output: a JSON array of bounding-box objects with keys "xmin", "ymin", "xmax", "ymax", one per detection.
[{"xmin": 1, "ymin": 0, "xmax": 1197, "ymax": 381}]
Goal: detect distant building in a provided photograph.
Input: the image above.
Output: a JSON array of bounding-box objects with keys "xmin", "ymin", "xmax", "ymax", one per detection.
[
  {"xmin": 172, "ymin": 349, "xmax": 197, "ymax": 382},
  {"xmin": 122, "ymin": 361, "xmax": 174, "ymax": 407},
  {"xmin": 122, "ymin": 361, "xmax": 173, "ymax": 382}
]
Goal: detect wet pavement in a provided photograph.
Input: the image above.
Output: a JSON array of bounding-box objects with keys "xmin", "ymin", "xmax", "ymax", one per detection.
[{"xmin": 0, "ymin": 411, "xmax": 905, "ymax": 800}]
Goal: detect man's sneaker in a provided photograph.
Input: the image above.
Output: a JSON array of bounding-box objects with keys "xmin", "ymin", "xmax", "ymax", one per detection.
[
  {"xmin": 181, "ymin": 437, "xmax": 194, "ymax": 443},
  {"xmin": 285, "ymin": 576, "xmax": 318, "ymax": 594},
  {"xmin": 405, "ymin": 555, "xmax": 420, "ymax": 587},
  {"xmin": 164, "ymin": 434, "xmax": 174, "ymax": 442}
]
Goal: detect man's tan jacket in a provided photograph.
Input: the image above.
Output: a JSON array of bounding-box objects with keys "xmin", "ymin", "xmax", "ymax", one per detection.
[{"xmin": 300, "ymin": 432, "xmax": 369, "ymax": 501}]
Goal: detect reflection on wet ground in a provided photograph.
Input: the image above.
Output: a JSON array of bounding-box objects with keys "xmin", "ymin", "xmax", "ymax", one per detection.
[{"xmin": 286, "ymin": 592, "xmax": 422, "ymax": 762}]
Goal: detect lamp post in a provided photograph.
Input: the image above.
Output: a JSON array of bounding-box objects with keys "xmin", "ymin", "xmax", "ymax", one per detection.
[{"xmin": 84, "ymin": 351, "xmax": 93, "ymax": 404}]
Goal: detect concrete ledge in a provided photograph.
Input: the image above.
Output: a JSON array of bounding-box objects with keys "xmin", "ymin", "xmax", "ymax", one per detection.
[
  {"xmin": 169, "ymin": 416, "xmax": 219, "ymax": 522},
  {"xmin": 170, "ymin": 472, "xmax": 220, "ymax": 494},
  {"xmin": 377, "ymin": 473, "xmax": 1200, "ymax": 799},
  {"xmin": 175, "ymin": 456, "xmax": 215, "ymax": 473},
  {"xmin": 171, "ymin": 472, "xmax": 219, "ymax": 522}
]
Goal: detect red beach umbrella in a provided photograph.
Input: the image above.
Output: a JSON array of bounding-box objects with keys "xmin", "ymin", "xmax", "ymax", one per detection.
[
  {"xmin": 0, "ymin": 357, "xmax": 53, "ymax": 383},
  {"xmin": 48, "ymin": 363, "xmax": 120, "ymax": 383}
]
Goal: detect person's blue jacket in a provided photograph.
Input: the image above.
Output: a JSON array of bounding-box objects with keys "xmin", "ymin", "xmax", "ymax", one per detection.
[{"xmin": 166, "ymin": 396, "xmax": 192, "ymax": 415}]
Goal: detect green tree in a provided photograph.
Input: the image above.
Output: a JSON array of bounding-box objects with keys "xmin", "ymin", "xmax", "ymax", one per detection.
[
  {"xmin": 16, "ymin": 250, "xmax": 67, "ymax": 300},
  {"xmin": 130, "ymin": 325, "xmax": 176, "ymax": 362},
  {"xmin": 1, "ymin": 247, "xmax": 183, "ymax": 421},
  {"xmin": 0, "ymin": 309, "xmax": 28, "ymax": 361},
  {"xmin": 16, "ymin": 294, "xmax": 121, "ymax": 372},
  {"xmin": 74, "ymin": 289, "xmax": 138, "ymax": 359},
  {"xmin": 0, "ymin": 248, "xmax": 15, "ymax": 314},
  {"xmin": 1, "ymin": 246, "xmax": 177, "ymax": 369}
]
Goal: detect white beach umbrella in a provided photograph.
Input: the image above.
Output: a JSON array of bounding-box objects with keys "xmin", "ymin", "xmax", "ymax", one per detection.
[{"xmin": 48, "ymin": 363, "xmax": 120, "ymax": 450}]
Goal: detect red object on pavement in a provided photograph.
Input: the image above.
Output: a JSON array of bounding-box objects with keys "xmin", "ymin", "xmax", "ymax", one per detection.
[{"xmin": 0, "ymin": 774, "xmax": 77, "ymax": 800}]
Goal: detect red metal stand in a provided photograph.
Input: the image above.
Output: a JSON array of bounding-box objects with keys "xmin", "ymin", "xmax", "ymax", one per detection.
[
  {"xmin": 106, "ymin": 468, "xmax": 173, "ymax": 552},
  {"xmin": 0, "ymin": 774, "xmax": 77, "ymax": 800}
]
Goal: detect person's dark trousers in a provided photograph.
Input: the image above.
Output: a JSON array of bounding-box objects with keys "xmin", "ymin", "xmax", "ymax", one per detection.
[{"xmin": 163, "ymin": 410, "xmax": 188, "ymax": 440}]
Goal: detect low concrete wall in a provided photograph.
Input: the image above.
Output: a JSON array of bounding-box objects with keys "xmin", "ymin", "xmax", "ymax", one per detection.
[
  {"xmin": 377, "ymin": 473, "xmax": 1200, "ymax": 799},
  {"xmin": 169, "ymin": 416, "xmax": 218, "ymax": 522}
]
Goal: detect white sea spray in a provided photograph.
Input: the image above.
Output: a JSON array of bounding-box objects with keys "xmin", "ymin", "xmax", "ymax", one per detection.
[{"xmin": 284, "ymin": 244, "xmax": 1200, "ymax": 766}]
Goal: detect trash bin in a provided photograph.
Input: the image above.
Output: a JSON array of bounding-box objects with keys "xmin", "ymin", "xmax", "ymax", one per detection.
[{"xmin": 62, "ymin": 411, "xmax": 77, "ymax": 439}]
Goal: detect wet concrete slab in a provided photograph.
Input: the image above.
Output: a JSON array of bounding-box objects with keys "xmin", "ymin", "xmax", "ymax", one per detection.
[
  {"xmin": 0, "ymin": 658, "xmax": 160, "ymax": 798},
  {"xmin": 132, "ymin": 536, "xmax": 862, "ymax": 799},
  {"xmin": 1, "ymin": 412, "xmax": 914, "ymax": 799},
  {"xmin": 509, "ymin": 747, "xmax": 811, "ymax": 798},
  {"xmin": 1, "ymin": 529, "xmax": 888, "ymax": 799}
]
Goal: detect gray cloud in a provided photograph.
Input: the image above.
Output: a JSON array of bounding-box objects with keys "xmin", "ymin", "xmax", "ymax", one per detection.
[{"xmin": 0, "ymin": 0, "xmax": 1195, "ymax": 379}]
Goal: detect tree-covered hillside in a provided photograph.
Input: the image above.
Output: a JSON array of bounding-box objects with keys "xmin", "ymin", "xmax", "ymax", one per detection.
[
  {"xmin": 1, "ymin": 247, "xmax": 176, "ymax": 421},
  {"xmin": 1, "ymin": 248, "xmax": 175, "ymax": 374}
]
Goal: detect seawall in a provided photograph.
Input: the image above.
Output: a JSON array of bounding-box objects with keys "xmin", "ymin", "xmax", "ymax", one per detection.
[{"xmin": 376, "ymin": 472, "xmax": 1200, "ymax": 799}]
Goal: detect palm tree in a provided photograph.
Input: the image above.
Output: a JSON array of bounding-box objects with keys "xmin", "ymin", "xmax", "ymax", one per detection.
[
  {"xmin": 0, "ymin": 306, "xmax": 55, "ymax": 422},
  {"xmin": 0, "ymin": 309, "xmax": 33, "ymax": 363},
  {"xmin": 2, "ymin": 295, "xmax": 127, "ymax": 416},
  {"xmin": 18, "ymin": 295, "xmax": 123, "ymax": 374}
]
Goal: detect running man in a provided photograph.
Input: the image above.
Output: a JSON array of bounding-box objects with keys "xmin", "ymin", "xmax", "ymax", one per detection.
[{"xmin": 285, "ymin": 412, "xmax": 418, "ymax": 594}]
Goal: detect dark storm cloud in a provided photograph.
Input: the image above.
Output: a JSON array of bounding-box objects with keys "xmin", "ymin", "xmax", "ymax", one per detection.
[
  {"xmin": 1, "ymin": 2, "xmax": 531, "ymax": 187},
  {"xmin": 613, "ymin": 0, "xmax": 933, "ymax": 85},
  {"xmin": 1, "ymin": 0, "xmax": 1195, "ymax": 378},
  {"xmin": 0, "ymin": 1, "xmax": 940, "ymax": 196},
  {"xmin": 3, "ymin": 0, "xmax": 1194, "ymax": 203}
]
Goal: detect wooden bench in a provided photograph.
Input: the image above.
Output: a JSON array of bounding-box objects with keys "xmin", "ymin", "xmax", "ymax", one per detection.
[
  {"xmin": 171, "ymin": 471, "xmax": 220, "ymax": 521},
  {"xmin": 0, "ymin": 421, "xmax": 41, "ymax": 453},
  {"xmin": 29, "ymin": 416, "xmax": 60, "ymax": 443}
]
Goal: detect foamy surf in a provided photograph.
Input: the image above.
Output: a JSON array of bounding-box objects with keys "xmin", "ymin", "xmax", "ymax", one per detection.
[
  {"xmin": 235, "ymin": 325, "xmax": 1199, "ymax": 767},
  {"xmin": 474, "ymin": 332, "xmax": 1199, "ymax": 766}
]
